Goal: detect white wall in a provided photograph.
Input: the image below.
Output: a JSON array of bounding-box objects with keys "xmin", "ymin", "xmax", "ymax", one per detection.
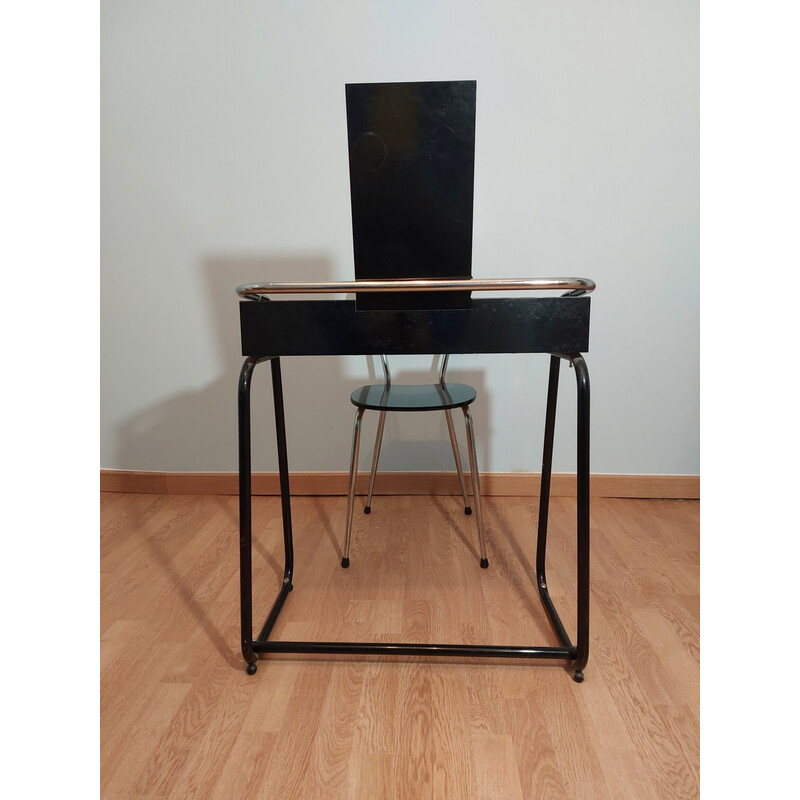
[{"xmin": 101, "ymin": 0, "xmax": 698, "ymax": 476}]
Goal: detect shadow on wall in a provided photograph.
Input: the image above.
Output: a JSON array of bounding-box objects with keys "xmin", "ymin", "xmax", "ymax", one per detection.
[
  {"xmin": 115, "ymin": 255, "xmax": 344, "ymax": 474},
  {"xmin": 115, "ymin": 255, "xmax": 490, "ymax": 476}
]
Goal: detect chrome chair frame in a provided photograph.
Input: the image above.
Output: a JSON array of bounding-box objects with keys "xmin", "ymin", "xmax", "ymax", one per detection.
[{"xmin": 342, "ymin": 354, "xmax": 488, "ymax": 570}]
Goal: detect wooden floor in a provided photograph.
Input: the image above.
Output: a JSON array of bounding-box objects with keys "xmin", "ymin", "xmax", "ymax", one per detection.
[{"xmin": 100, "ymin": 492, "xmax": 699, "ymax": 799}]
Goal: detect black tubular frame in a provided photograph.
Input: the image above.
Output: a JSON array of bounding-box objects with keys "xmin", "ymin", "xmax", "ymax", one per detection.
[{"xmin": 237, "ymin": 296, "xmax": 591, "ymax": 682}]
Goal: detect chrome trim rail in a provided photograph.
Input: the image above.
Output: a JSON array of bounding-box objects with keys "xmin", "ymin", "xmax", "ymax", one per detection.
[{"xmin": 236, "ymin": 277, "xmax": 595, "ymax": 299}]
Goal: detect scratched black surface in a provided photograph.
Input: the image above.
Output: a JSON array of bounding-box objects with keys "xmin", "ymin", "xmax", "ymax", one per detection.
[{"xmin": 240, "ymin": 297, "xmax": 590, "ymax": 357}]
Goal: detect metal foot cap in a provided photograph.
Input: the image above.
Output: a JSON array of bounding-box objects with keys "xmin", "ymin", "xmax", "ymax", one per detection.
[
  {"xmin": 341, "ymin": 557, "xmax": 350, "ymax": 568},
  {"xmin": 246, "ymin": 662, "xmax": 258, "ymax": 676},
  {"xmin": 480, "ymin": 558, "xmax": 489, "ymax": 569},
  {"xmin": 465, "ymin": 506, "xmax": 472, "ymax": 515}
]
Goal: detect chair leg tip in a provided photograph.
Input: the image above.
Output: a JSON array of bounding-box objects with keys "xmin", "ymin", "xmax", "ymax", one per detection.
[
  {"xmin": 341, "ymin": 557, "xmax": 350, "ymax": 568},
  {"xmin": 246, "ymin": 662, "xmax": 258, "ymax": 675},
  {"xmin": 573, "ymin": 670, "xmax": 585, "ymax": 683},
  {"xmin": 480, "ymin": 558, "xmax": 489, "ymax": 569},
  {"xmin": 464, "ymin": 506, "xmax": 472, "ymax": 515},
  {"xmin": 364, "ymin": 506, "xmax": 371, "ymax": 514}
]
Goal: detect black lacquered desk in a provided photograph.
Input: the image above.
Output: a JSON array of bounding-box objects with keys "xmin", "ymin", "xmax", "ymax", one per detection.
[{"xmin": 236, "ymin": 278, "xmax": 593, "ymax": 682}]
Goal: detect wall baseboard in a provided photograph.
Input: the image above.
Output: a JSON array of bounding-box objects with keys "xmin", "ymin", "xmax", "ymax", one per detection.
[{"xmin": 100, "ymin": 470, "xmax": 699, "ymax": 499}]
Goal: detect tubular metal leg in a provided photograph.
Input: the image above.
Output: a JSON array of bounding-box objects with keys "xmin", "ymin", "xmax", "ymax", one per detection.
[
  {"xmin": 462, "ymin": 405, "xmax": 488, "ymax": 568},
  {"xmin": 535, "ymin": 353, "xmax": 590, "ymax": 683},
  {"xmin": 239, "ymin": 355, "xmax": 296, "ymax": 675},
  {"xmin": 444, "ymin": 408, "xmax": 472, "ymax": 515},
  {"xmin": 536, "ymin": 356, "xmax": 561, "ymax": 581},
  {"xmin": 342, "ymin": 407, "xmax": 365, "ymax": 568},
  {"xmin": 271, "ymin": 358, "xmax": 295, "ymax": 587},
  {"xmin": 571, "ymin": 354, "xmax": 591, "ymax": 682},
  {"xmin": 238, "ymin": 356, "xmax": 259, "ymax": 675},
  {"xmin": 535, "ymin": 356, "xmax": 569, "ymax": 644},
  {"xmin": 364, "ymin": 410, "xmax": 387, "ymax": 514}
]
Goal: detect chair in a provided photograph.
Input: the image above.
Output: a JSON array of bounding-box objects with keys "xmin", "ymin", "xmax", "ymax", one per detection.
[
  {"xmin": 341, "ymin": 353, "xmax": 488, "ymax": 570},
  {"xmin": 341, "ymin": 79, "xmax": 486, "ymax": 570}
]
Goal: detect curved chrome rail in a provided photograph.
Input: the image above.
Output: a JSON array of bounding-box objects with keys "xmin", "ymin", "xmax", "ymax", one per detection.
[{"xmin": 236, "ymin": 277, "xmax": 595, "ymax": 299}]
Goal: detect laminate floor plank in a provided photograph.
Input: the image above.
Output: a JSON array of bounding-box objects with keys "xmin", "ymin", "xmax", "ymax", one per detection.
[{"xmin": 100, "ymin": 492, "xmax": 699, "ymax": 798}]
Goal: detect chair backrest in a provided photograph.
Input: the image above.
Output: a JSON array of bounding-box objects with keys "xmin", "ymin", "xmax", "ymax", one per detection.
[
  {"xmin": 345, "ymin": 79, "xmax": 477, "ymax": 311},
  {"xmin": 377, "ymin": 353, "xmax": 452, "ymax": 388}
]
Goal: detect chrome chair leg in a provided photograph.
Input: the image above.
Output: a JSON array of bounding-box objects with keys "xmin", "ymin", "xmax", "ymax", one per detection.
[
  {"xmin": 364, "ymin": 410, "xmax": 387, "ymax": 514},
  {"xmin": 444, "ymin": 408, "xmax": 471, "ymax": 515},
  {"xmin": 342, "ymin": 407, "xmax": 365, "ymax": 568},
  {"xmin": 462, "ymin": 405, "xmax": 488, "ymax": 568}
]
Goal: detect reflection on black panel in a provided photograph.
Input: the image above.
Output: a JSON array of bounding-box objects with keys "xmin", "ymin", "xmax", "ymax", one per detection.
[{"xmin": 345, "ymin": 80, "xmax": 476, "ymax": 310}]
